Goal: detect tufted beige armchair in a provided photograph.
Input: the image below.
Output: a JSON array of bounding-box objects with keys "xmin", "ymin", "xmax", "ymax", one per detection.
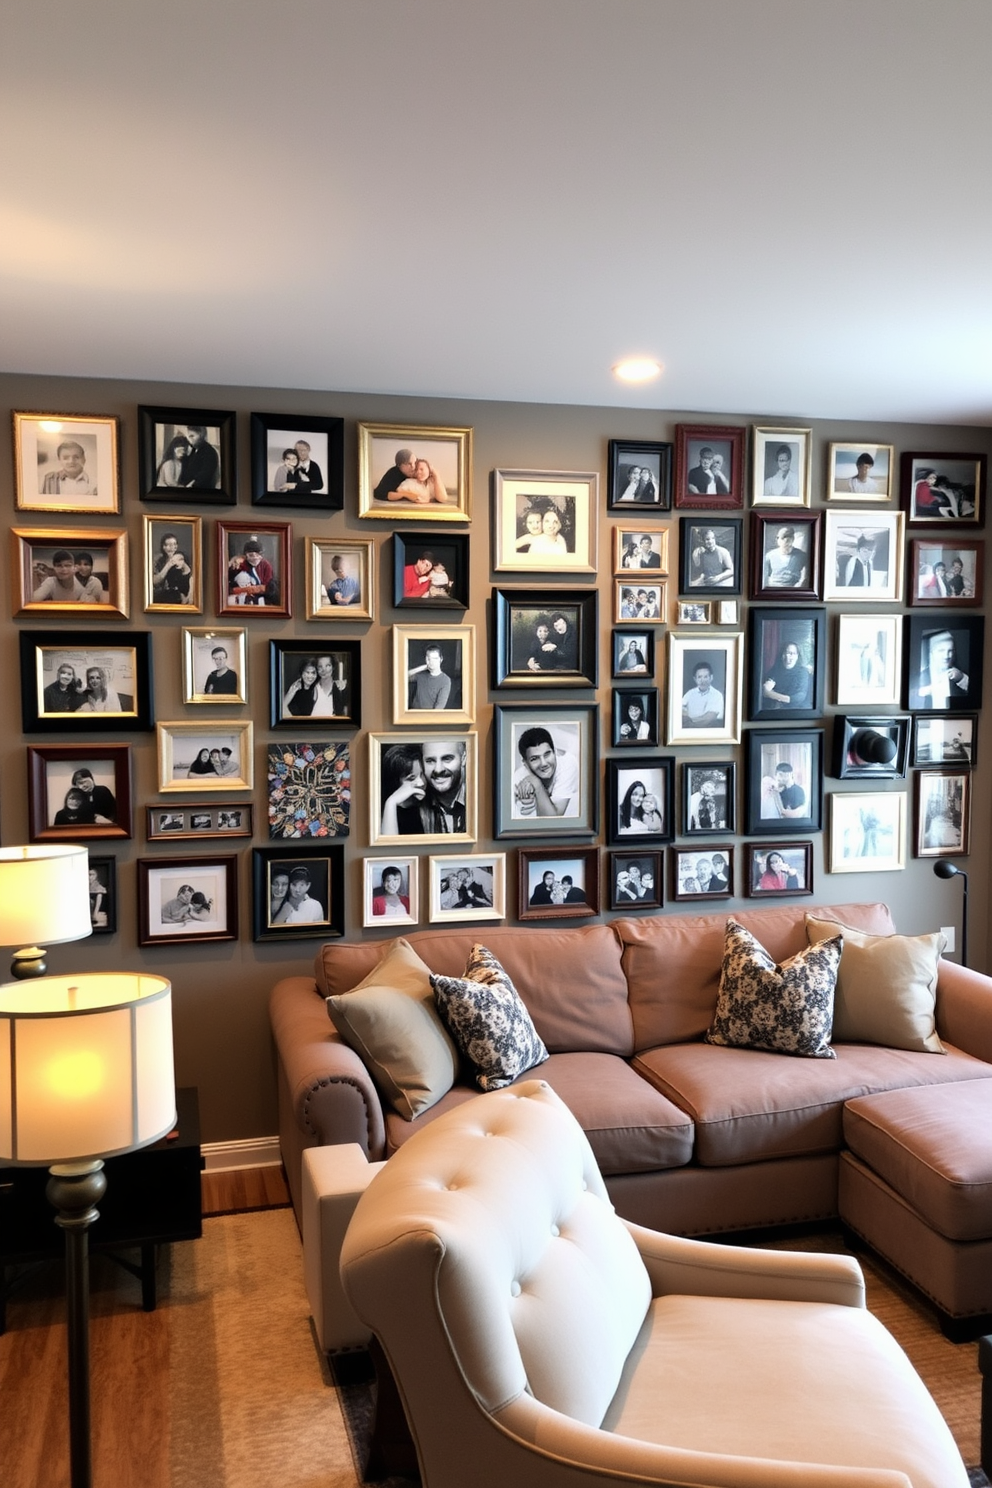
[{"xmin": 340, "ymin": 1080, "xmax": 968, "ymax": 1488}]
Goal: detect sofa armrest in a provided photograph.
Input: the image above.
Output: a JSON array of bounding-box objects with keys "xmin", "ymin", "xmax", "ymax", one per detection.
[
  {"xmin": 936, "ymin": 959, "xmax": 992, "ymax": 1062},
  {"xmin": 270, "ymin": 975, "xmax": 386, "ymax": 1159},
  {"xmin": 623, "ymin": 1221, "xmax": 865, "ymax": 1308}
]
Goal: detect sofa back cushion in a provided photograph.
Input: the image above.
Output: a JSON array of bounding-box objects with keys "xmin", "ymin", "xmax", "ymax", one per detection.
[
  {"xmin": 316, "ymin": 923, "xmax": 633, "ymax": 1056},
  {"xmin": 617, "ymin": 902, "xmax": 896, "ymax": 1052}
]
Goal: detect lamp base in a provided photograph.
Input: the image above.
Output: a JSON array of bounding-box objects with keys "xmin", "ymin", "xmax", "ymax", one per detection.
[
  {"xmin": 11, "ymin": 946, "xmax": 47, "ymax": 979},
  {"xmin": 47, "ymin": 1160, "xmax": 106, "ymax": 1488}
]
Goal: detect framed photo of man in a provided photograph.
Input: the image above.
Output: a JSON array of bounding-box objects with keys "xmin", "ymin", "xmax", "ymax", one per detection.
[
  {"xmin": 678, "ymin": 517, "xmax": 742, "ymax": 596},
  {"xmin": 613, "ymin": 526, "xmax": 669, "ymax": 575},
  {"xmin": 747, "ymin": 608, "xmax": 825, "ymax": 723},
  {"xmin": 493, "ymin": 589, "xmax": 597, "ymax": 688},
  {"xmin": 915, "ymin": 770, "xmax": 970, "ymax": 859},
  {"xmin": 681, "ymin": 761, "xmax": 735, "ymax": 836},
  {"xmin": 363, "ymin": 856, "xmax": 419, "ymax": 929},
  {"xmin": 392, "ymin": 624, "xmax": 475, "ymax": 726},
  {"xmin": 87, "ymin": 854, "xmax": 117, "ymax": 934},
  {"xmin": 21, "ymin": 630, "xmax": 152, "ymax": 733},
  {"xmin": 251, "ymin": 844, "xmax": 345, "ymax": 940},
  {"xmin": 431, "ymin": 853, "xmax": 506, "ymax": 924},
  {"xmin": 269, "ymin": 640, "xmax": 361, "ymax": 728},
  {"xmin": 392, "ymin": 532, "xmax": 469, "ymax": 610},
  {"xmin": 666, "ymin": 632, "xmax": 743, "ymax": 746},
  {"xmin": 612, "ymin": 629, "xmax": 654, "ymax": 677},
  {"xmin": 12, "ymin": 527, "xmax": 128, "ymax": 619},
  {"xmin": 901, "ymin": 452, "xmax": 985, "ymax": 527},
  {"xmin": 607, "ymin": 850, "xmax": 663, "ymax": 911},
  {"xmin": 746, "ymin": 843, "xmax": 813, "ymax": 898},
  {"xmin": 493, "ymin": 705, "xmax": 597, "ymax": 840},
  {"xmin": 137, "ymin": 855, "xmax": 238, "ymax": 946},
  {"xmin": 823, "ymin": 510, "xmax": 904, "ymax": 602},
  {"xmin": 143, "ymin": 516, "xmax": 203, "ymax": 614},
  {"xmin": 673, "ymin": 847, "xmax": 734, "ymax": 902},
  {"xmin": 829, "ymin": 791, "xmax": 906, "ymax": 874},
  {"xmin": 911, "ymin": 713, "xmax": 976, "ymax": 768},
  {"xmin": 217, "ymin": 522, "xmax": 291, "ymax": 618},
  {"xmin": 744, "ymin": 729, "xmax": 823, "ymax": 836},
  {"xmin": 305, "ymin": 538, "xmax": 376, "ymax": 621},
  {"xmin": 751, "ymin": 427, "xmax": 811, "ymax": 508},
  {"xmin": 827, "ymin": 443, "xmax": 894, "ymax": 502},
  {"xmin": 493, "ymin": 469, "xmax": 598, "ymax": 573},
  {"xmin": 607, "ymin": 440, "xmax": 672, "ymax": 512},
  {"xmin": 28, "ymin": 744, "xmax": 132, "ymax": 843},
  {"xmin": 249, "ymin": 412, "xmax": 344, "ymax": 511},
  {"xmin": 905, "ymin": 617, "xmax": 984, "ymax": 712},
  {"xmin": 358, "ymin": 422, "xmax": 472, "ymax": 521},
  {"xmin": 182, "ymin": 628, "xmax": 248, "ymax": 706},
  {"xmin": 908, "ymin": 538, "xmax": 984, "ymax": 607},
  {"xmin": 605, "ymin": 757, "xmax": 674, "ymax": 847},
  {"xmin": 612, "ymin": 688, "xmax": 659, "ymax": 747},
  {"xmin": 157, "ymin": 721, "xmax": 254, "ymax": 792},
  {"xmin": 138, "ymin": 405, "xmax": 236, "ymax": 504},
  {"xmin": 13, "ymin": 411, "xmax": 121, "ymax": 515},
  {"xmin": 517, "ymin": 847, "xmax": 598, "ymax": 922},
  {"xmin": 674, "ymin": 424, "xmax": 745, "ymax": 510},
  {"xmin": 835, "ymin": 615, "xmax": 902, "ymax": 709},
  {"xmin": 750, "ymin": 511, "xmax": 821, "ymax": 601},
  {"xmin": 369, "ymin": 732, "xmax": 477, "ymax": 846}
]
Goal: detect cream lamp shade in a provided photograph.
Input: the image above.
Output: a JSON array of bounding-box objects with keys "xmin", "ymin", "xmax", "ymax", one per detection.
[
  {"xmin": 0, "ymin": 844, "xmax": 93, "ymax": 949},
  {"xmin": 0, "ymin": 973, "xmax": 175, "ymax": 1164}
]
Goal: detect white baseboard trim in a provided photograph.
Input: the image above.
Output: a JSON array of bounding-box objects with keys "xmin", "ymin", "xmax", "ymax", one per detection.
[{"xmin": 202, "ymin": 1136, "xmax": 282, "ymax": 1172}]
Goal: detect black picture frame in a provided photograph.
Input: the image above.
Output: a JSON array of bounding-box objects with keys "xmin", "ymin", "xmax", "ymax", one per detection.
[
  {"xmin": 830, "ymin": 716, "xmax": 910, "ymax": 779},
  {"xmin": 492, "ymin": 588, "xmax": 598, "ymax": 688},
  {"xmin": 28, "ymin": 743, "xmax": 132, "ymax": 843},
  {"xmin": 392, "ymin": 532, "xmax": 470, "ymax": 609},
  {"xmin": 137, "ymin": 854, "xmax": 238, "ymax": 946},
  {"xmin": 269, "ymin": 640, "xmax": 362, "ymax": 728},
  {"xmin": 901, "ymin": 451, "xmax": 986, "ymax": 528},
  {"xmin": 251, "ymin": 844, "xmax": 345, "ymax": 941},
  {"xmin": 517, "ymin": 846, "xmax": 600, "ymax": 921},
  {"xmin": 672, "ymin": 846, "xmax": 734, "ymax": 901},
  {"xmin": 750, "ymin": 510, "xmax": 822, "ymax": 600},
  {"xmin": 20, "ymin": 629, "xmax": 154, "ymax": 733},
  {"xmin": 607, "ymin": 850, "xmax": 663, "ymax": 910},
  {"xmin": 678, "ymin": 516, "xmax": 743, "ymax": 596},
  {"xmin": 137, "ymin": 405, "xmax": 236, "ymax": 504},
  {"xmin": 745, "ymin": 842, "xmax": 814, "ymax": 898},
  {"xmin": 681, "ymin": 761, "xmax": 736, "ymax": 835},
  {"xmin": 87, "ymin": 854, "xmax": 117, "ymax": 934},
  {"xmin": 249, "ymin": 412, "xmax": 344, "ymax": 511},
  {"xmin": 607, "ymin": 439, "xmax": 672, "ymax": 512},
  {"xmin": 744, "ymin": 728, "xmax": 823, "ymax": 836},
  {"xmin": 905, "ymin": 616, "xmax": 984, "ymax": 712},
  {"xmin": 492, "ymin": 705, "xmax": 598, "ymax": 840},
  {"xmin": 605, "ymin": 756, "xmax": 674, "ymax": 846},
  {"xmin": 611, "ymin": 629, "xmax": 654, "ymax": 678},
  {"xmin": 611, "ymin": 687, "xmax": 659, "ymax": 747},
  {"xmin": 911, "ymin": 713, "xmax": 977, "ymax": 768},
  {"xmin": 747, "ymin": 607, "xmax": 825, "ymax": 722}
]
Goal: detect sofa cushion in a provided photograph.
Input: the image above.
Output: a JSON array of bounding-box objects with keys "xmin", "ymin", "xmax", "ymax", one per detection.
[
  {"xmin": 325, "ymin": 938, "xmax": 459, "ymax": 1120},
  {"xmin": 431, "ymin": 945, "xmax": 549, "ymax": 1091},
  {"xmin": 805, "ymin": 915, "xmax": 945, "ymax": 1054},
  {"xmin": 616, "ymin": 902, "xmax": 896, "ymax": 1052},
  {"xmin": 385, "ymin": 1053, "xmax": 695, "ymax": 1176},
  {"xmin": 633, "ymin": 1040, "xmax": 992, "ymax": 1167},
  {"xmin": 316, "ymin": 922, "xmax": 633, "ymax": 1057},
  {"xmin": 706, "ymin": 919, "xmax": 840, "ymax": 1060}
]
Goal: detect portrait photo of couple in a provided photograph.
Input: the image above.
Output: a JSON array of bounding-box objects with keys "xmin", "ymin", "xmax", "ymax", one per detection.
[
  {"xmin": 509, "ymin": 607, "xmax": 580, "ymax": 675},
  {"xmin": 610, "ymin": 854, "xmax": 660, "ymax": 909},
  {"xmin": 266, "ymin": 860, "xmax": 330, "ymax": 928},
  {"xmin": 153, "ymin": 423, "xmax": 222, "ymax": 490},
  {"xmin": 607, "ymin": 439, "xmax": 669, "ymax": 510},
  {"xmin": 527, "ymin": 861, "xmax": 588, "ymax": 908},
  {"xmin": 373, "ymin": 734, "xmax": 475, "ymax": 843},
  {"xmin": 362, "ymin": 423, "xmax": 468, "ymax": 518},
  {"xmin": 263, "ymin": 430, "xmax": 327, "ymax": 497},
  {"xmin": 45, "ymin": 762, "xmax": 118, "ymax": 828},
  {"xmin": 39, "ymin": 649, "xmax": 135, "ymax": 719}
]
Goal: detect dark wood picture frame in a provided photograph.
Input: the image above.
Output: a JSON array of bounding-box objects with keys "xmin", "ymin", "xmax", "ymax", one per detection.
[
  {"xmin": 744, "ymin": 728, "xmax": 823, "ymax": 836},
  {"xmin": 86, "ymin": 854, "xmax": 117, "ymax": 934},
  {"xmin": 902, "ymin": 451, "xmax": 986, "ymax": 528},
  {"xmin": 672, "ymin": 845, "xmax": 734, "ymax": 901},
  {"xmin": 146, "ymin": 803, "xmax": 254, "ymax": 841},
  {"xmin": 674, "ymin": 424, "xmax": 745, "ymax": 510},
  {"xmin": 830, "ymin": 716, "xmax": 909, "ymax": 779},
  {"xmin": 492, "ymin": 588, "xmax": 598, "ymax": 688},
  {"xmin": 605, "ymin": 755, "xmax": 674, "ymax": 847},
  {"xmin": 607, "ymin": 439, "xmax": 672, "ymax": 512},
  {"xmin": 745, "ymin": 842, "xmax": 814, "ymax": 898},
  {"xmin": 750, "ymin": 510, "xmax": 822, "ymax": 600},
  {"xmin": 251, "ymin": 843, "xmax": 345, "ymax": 941},
  {"xmin": 517, "ymin": 845, "xmax": 600, "ymax": 921},
  {"xmin": 28, "ymin": 743, "xmax": 132, "ymax": 842},
  {"xmin": 249, "ymin": 412, "xmax": 344, "ymax": 511},
  {"xmin": 747, "ymin": 607, "xmax": 825, "ymax": 722},
  {"xmin": 137, "ymin": 405, "xmax": 236, "ymax": 504},
  {"xmin": 392, "ymin": 531, "xmax": 470, "ymax": 610},
  {"xmin": 607, "ymin": 849, "xmax": 663, "ymax": 911},
  {"xmin": 20, "ymin": 629, "xmax": 153, "ymax": 733},
  {"xmin": 137, "ymin": 854, "xmax": 238, "ymax": 946},
  {"xmin": 911, "ymin": 713, "xmax": 977, "ymax": 769},
  {"xmin": 216, "ymin": 520, "xmax": 292, "ymax": 619},
  {"xmin": 269, "ymin": 639, "xmax": 362, "ymax": 728},
  {"xmin": 907, "ymin": 538, "xmax": 985, "ymax": 607},
  {"xmin": 678, "ymin": 516, "xmax": 743, "ymax": 596}
]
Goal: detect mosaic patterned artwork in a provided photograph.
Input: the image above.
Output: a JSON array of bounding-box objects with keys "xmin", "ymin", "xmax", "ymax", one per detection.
[{"xmin": 267, "ymin": 741, "xmax": 350, "ymax": 838}]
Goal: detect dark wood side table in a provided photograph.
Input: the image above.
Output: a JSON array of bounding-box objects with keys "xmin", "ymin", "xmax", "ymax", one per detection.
[{"xmin": 0, "ymin": 1085, "xmax": 204, "ymax": 1332}]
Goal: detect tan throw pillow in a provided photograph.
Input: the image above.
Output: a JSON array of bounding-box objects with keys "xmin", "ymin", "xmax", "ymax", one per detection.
[
  {"xmin": 706, "ymin": 918, "xmax": 841, "ymax": 1059},
  {"xmin": 326, "ymin": 938, "xmax": 459, "ymax": 1119},
  {"xmin": 805, "ymin": 915, "xmax": 945, "ymax": 1054}
]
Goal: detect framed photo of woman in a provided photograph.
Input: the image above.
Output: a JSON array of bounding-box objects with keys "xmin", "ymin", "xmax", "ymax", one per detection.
[
  {"xmin": 747, "ymin": 608, "xmax": 825, "ymax": 722},
  {"xmin": 908, "ymin": 538, "xmax": 984, "ymax": 607},
  {"xmin": 363, "ymin": 856, "xmax": 419, "ymax": 928},
  {"xmin": 672, "ymin": 846, "xmax": 734, "ymax": 902},
  {"xmin": 605, "ymin": 757, "xmax": 674, "ymax": 847},
  {"xmin": 493, "ymin": 469, "xmax": 598, "ymax": 574},
  {"xmin": 611, "ymin": 688, "xmax": 659, "ymax": 747},
  {"xmin": 745, "ymin": 843, "xmax": 813, "ymax": 898},
  {"xmin": 607, "ymin": 440, "xmax": 672, "ymax": 512},
  {"xmin": 358, "ymin": 422, "xmax": 472, "ymax": 521},
  {"xmin": 143, "ymin": 516, "xmax": 203, "ymax": 613},
  {"xmin": 392, "ymin": 624, "xmax": 475, "ymax": 726},
  {"xmin": 902, "ymin": 452, "xmax": 985, "ymax": 527},
  {"xmin": 493, "ymin": 590, "xmax": 597, "ymax": 688},
  {"xmin": 269, "ymin": 640, "xmax": 362, "ymax": 728}
]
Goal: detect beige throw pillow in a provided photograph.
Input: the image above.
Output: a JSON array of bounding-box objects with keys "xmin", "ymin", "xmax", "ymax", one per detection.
[
  {"xmin": 805, "ymin": 915, "xmax": 945, "ymax": 1054},
  {"xmin": 326, "ymin": 937, "xmax": 459, "ymax": 1119}
]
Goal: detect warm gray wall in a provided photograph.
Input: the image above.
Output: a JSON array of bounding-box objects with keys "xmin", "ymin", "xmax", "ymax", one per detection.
[{"xmin": 2, "ymin": 371, "xmax": 989, "ymax": 1145}]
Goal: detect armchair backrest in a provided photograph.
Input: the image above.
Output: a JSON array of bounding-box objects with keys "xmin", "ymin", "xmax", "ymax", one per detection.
[{"xmin": 340, "ymin": 1080, "xmax": 652, "ymax": 1428}]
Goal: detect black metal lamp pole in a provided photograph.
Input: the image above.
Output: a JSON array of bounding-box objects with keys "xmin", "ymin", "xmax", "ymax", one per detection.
[
  {"xmin": 46, "ymin": 1160, "xmax": 107, "ymax": 1488},
  {"xmin": 933, "ymin": 861, "xmax": 969, "ymax": 969}
]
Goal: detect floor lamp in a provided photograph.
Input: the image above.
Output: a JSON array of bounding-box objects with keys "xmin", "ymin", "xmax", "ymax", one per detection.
[
  {"xmin": 933, "ymin": 860, "xmax": 969, "ymax": 969},
  {"xmin": 0, "ymin": 846, "xmax": 176, "ymax": 1488}
]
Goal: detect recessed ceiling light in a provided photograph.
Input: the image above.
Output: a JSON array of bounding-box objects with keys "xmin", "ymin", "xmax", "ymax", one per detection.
[{"xmin": 612, "ymin": 358, "xmax": 662, "ymax": 384}]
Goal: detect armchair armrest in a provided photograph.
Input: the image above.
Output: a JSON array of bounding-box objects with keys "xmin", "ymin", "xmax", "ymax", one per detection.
[
  {"xmin": 623, "ymin": 1222, "xmax": 865, "ymax": 1309},
  {"xmin": 936, "ymin": 958, "xmax": 992, "ymax": 1063}
]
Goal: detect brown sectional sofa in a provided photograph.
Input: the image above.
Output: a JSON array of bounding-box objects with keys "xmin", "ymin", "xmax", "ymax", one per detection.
[{"xmin": 270, "ymin": 899, "xmax": 992, "ymax": 1252}]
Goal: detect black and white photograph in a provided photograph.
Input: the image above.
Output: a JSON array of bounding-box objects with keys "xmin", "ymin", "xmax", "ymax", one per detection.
[
  {"xmin": 493, "ymin": 705, "xmax": 597, "ymax": 839},
  {"xmin": 392, "ymin": 532, "xmax": 469, "ymax": 610},
  {"xmin": 745, "ymin": 729, "xmax": 822, "ymax": 836},
  {"xmin": 751, "ymin": 511, "xmax": 821, "ymax": 600},
  {"xmin": 607, "ymin": 851, "xmax": 663, "ymax": 910},
  {"xmin": 495, "ymin": 591, "xmax": 597, "ymax": 687},
  {"xmin": 613, "ymin": 526, "xmax": 669, "ymax": 574},
  {"xmin": 612, "ymin": 689, "xmax": 659, "ymax": 747},
  {"xmin": 748, "ymin": 608, "xmax": 824, "ymax": 722},
  {"xmin": 250, "ymin": 412, "xmax": 344, "ymax": 510},
  {"xmin": 908, "ymin": 539, "xmax": 984, "ymax": 607},
  {"xmin": 22, "ymin": 631, "xmax": 152, "ymax": 732},
  {"xmin": 676, "ymin": 602, "xmax": 712, "ymax": 624},
  {"xmin": 831, "ymin": 716, "xmax": 909, "ymax": 780},
  {"xmin": 27, "ymin": 743, "xmax": 132, "ymax": 843},
  {"xmin": 87, "ymin": 855, "xmax": 117, "ymax": 934},
  {"xmin": 823, "ymin": 510, "xmax": 904, "ymax": 602},
  {"xmin": 679, "ymin": 517, "xmax": 742, "ymax": 594},
  {"xmin": 607, "ymin": 439, "xmax": 671, "ymax": 511},
  {"xmin": 252, "ymin": 847, "xmax": 342, "ymax": 938},
  {"xmin": 13, "ymin": 411, "xmax": 121, "ymax": 515},
  {"xmin": 370, "ymin": 732, "xmax": 477, "ymax": 846},
  {"xmin": 912, "ymin": 714, "xmax": 976, "ymax": 768},
  {"xmin": 359, "ymin": 421, "xmax": 472, "ymax": 521},
  {"xmin": 902, "ymin": 452, "xmax": 985, "ymax": 527},
  {"xmin": 156, "ymin": 721, "xmax": 254, "ymax": 792},
  {"xmin": 673, "ymin": 847, "xmax": 734, "ymax": 901},
  {"xmin": 183, "ymin": 628, "xmax": 248, "ymax": 706},
  {"xmin": 138, "ymin": 405, "xmax": 236, "ymax": 503},
  {"xmin": 751, "ymin": 426, "xmax": 811, "ymax": 508},
  {"xmin": 614, "ymin": 581, "xmax": 665, "ymax": 622},
  {"xmin": 306, "ymin": 538, "xmax": 376, "ymax": 621},
  {"xmin": 830, "ymin": 791, "xmax": 906, "ymax": 873},
  {"xmin": 612, "ymin": 630, "xmax": 653, "ymax": 677},
  {"xmin": 143, "ymin": 516, "xmax": 202, "ymax": 613},
  {"xmin": 363, "ymin": 856, "xmax": 419, "ymax": 928},
  {"xmin": 518, "ymin": 847, "xmax": 599, "ymax": 921},
  {"xmin": 270, "ymin": 640, "xmax": 361, "ymax": 727},
  {"xmin": 667, "ymin": 632, "xmax": 742, "ymax": 745},
  {"xmin": 218, "ymin": 522, "xmax": 291, "ymax": 617},
  {"xmin": 827, "ymin": 443, "xmax": 893, "ymax": 502},
  {"xmin": 393, "ymin": 624, "xmax": 474, "ymax": 725},
  {"xmin": 13, "ymin": 527, "xmax": 128, "ymax": 619},
  {"xmin": 430, "ymin": 853, "xmax": 505, "ymax": 923},
  {"xmin": 146, "ymin": 803, "xmax": 253, "ymax": 841},
  {"xmin": 138, "ymin": 856, "xmax": 238, "ymax": 946},
  {"xmin": 746, "ymin": 844, "xmax": 812, "ymax": 898},
  {"xmin": 906, "ymin": 617, "xmax": 984, "ymax": 712},
  {"xmin": 681, "ymin": 762, "xmax": 735, "ymax": 835},
  {"xmin": 606, "ymin": 757, "xmax": 673, "ymax": 846},
  {"xmin": 674, "ymin": 424, "xmax": 744, "ymax": 509},
  {"xmin": 915, "ymin": 771, "xmax": 970, "ymax": 858},
  {"xmin": 835, "ymin": 615, "xmax": 903, "ymax": 709},
  {"xmin": 493, "ymin": 468, "xmax": 597, "ymax": 573}
]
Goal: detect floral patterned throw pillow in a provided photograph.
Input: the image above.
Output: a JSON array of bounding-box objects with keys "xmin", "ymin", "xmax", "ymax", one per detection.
[
  {"xmin": 706, "ymin": 918, "xmax": 841, "ymax": 1059},
  {"xmin": 431, "ymin": 944, "xmax": 548, "ymax": 1091}
]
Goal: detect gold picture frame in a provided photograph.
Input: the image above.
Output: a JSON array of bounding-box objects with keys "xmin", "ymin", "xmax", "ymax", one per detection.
[
  {"xmin": 304, "ymin": 537, "xmax": 376, "ymax": 620},
  {"xmin": 143, "ymin": 515, "xmax": 203, "ymax": 613},
  {"xmin": 156, "ymin": 720, "xmax": 254, "ymax": 792},
  {"xmin": 358, "ymin": 422, "xmax": 472, "ymax": 522},
  {"xmin": 11, "ymin": 527, "xmax": 129, "ymax": 619},
  {"xmin": 13, "ymin": 410, "xmax": 121, "ymax": 514},
  {"xmin": 181, "ymin": 627, "xmax": 249, "ymax": 705},
  {"xmin": 391, "ymin": 623, "xmax": 476, "ymax": 726}
]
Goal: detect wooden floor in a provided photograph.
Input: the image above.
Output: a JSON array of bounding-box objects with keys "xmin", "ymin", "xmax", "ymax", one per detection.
[{"xmin": 201, "ymin": 1162, "xmax": 291, "ymax": 1216}]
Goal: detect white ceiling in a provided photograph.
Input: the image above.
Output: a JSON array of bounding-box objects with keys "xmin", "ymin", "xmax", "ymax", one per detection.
[{"xmin": 3, "ymin": 0, "xmax": 992, "ymax": 424}]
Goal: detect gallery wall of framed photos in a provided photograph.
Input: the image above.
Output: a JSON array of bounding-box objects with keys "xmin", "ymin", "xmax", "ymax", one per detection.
[{"xmin": 2, "ymin": 371, "xmax": 990, "ymax": 1147}]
